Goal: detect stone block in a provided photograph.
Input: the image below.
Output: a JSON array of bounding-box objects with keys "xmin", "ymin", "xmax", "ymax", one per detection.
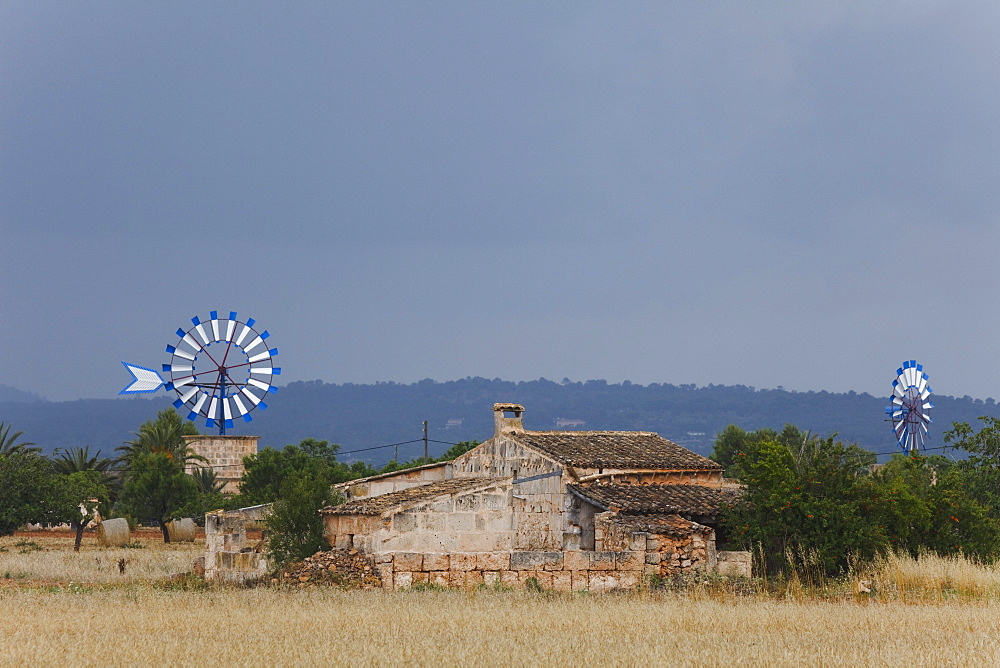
[
  {"xmin": 588, "ymin": 573, "xmax": 618, "ymax": 593},
  {"xmin": 511, "ymin": 551, "xmax": 563, "ymax": 571},
  {"xmin": 645, "ymin": 552, "xmax": 661, "ymax": 565},
  {"xmin": 589, "ymin": 551, "xmax": 617, "ymax": 570},
  {"xmin": 421, "ymin": 514, "xmax": 446, "ymax": 531},
  {"xmin": 500, "ymin": 570, "xmax": 519, "ymax": 587},
  {"xmin": 616, "ymin": 572, "xmax": 640, "ymax": 590},
  {"xmin": 393, "ymin": 552, "xmax": 423, "ymax": 572},
  {"xmin": 423, "ymin": 553, "xmax": 450, "ymax": 571},
  {"xmin": 375, "ymin": 553, "xmax": 394, "ymax": 564},
  {"xmin": 392, "ymin": 513, "xmax": 417, "ymax": 532},
  {"xmin": 429, "ymin": 571, "xmax": 450, "ymax": 587},
  {"xmin": 376, "ymin": 564, "xmax": 394, "ymax": 589},
  {"xmin": 448, "ymin": 571, "xmax": 467, "ymax": 587},
  {"xmin": 448, "ymin": 513, "xmax": 477, "ymax": 532},
  {"xmin": 477, "ymin": 552, "xmax": 510, "ymax": 571},
  {"xmin": 450, "ymin": 553, "xmax": 477, "ymax": 571},
  {"xmin": 394, "ymin": 571, "xmax": 413, "ymax": 590},
  {"xmin": 465, "ymin": 571, "xmax": 484, "ymax": 588},
  {"xmin": 628, "ymin": 533, "xmax": 647, "ymax": 552},
  {"xmin": 482, "ymin": 571, "xmax": 500, "ymax": 587},
  {"xmin": 617, "ymin": 551, "xmax": 644, "ymax": 571},
  {"xmin": 564, "ymin": 551, "xmax": 589, "ymax": 571},
  {"xmin": 572, "ymin": 571, "xmax": 590, "ymax": 591},
  {"xmin": 412, "ymin": 572, "xmax": 429, "ymax": 584},
  {"xmin": 518, "ymin": 571, "xmax": 552, "ymax": 589},
  {"xmin": 551, "ymin": 571, "xmax": 572, "ymax": 591}
]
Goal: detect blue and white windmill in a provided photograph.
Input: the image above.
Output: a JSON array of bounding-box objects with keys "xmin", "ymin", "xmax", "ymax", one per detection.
[
  {"xmin": 885, "ymin": 360, "xmax": 933, "ymax": 453},
  {"xmin": 120, "ymin": 311, "xmax": 280, "ymax": 435}
]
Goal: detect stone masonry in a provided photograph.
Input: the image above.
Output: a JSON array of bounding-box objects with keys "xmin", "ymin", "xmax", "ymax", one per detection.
[{"xmin": 183, "ymin": 434, "xmax": 259, "ymax": 495}]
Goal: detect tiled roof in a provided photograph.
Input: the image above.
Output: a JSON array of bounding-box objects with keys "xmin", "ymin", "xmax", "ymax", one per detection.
[
  {"xmin": 321, "ymin": 477, "xmax": 508, "ymax": 516},
  {"xmin": 512, "ymin": 431, "xmax": 722, "ymax": 471},
  {"xmin": 605, "ymin": 513, "xmax": 713, "ymax": 538},
  {"xmin": 569, "ymin": 483, "xmax": 739, "ymax": 519}
]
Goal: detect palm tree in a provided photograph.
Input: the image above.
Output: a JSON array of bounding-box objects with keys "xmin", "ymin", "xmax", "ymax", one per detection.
[
  {"xmin": 52, "ymin": 446, "xmax": 117, "ymax": 489},
  {"xmin": 117, "ymin": 408, "xmax": 206, "ymax": 467},
  {"xmin": 191, "ymin": 466, "xmax": 226, "ymax": 495},
  {"xmin": 0, "ymin": 422, "xmax": 39, "ymax": 455}
]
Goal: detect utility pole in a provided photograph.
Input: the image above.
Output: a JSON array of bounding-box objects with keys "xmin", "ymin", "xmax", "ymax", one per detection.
[{"xmin": 423, "ymin": 420, "xmax": 429, "ymax": 463}]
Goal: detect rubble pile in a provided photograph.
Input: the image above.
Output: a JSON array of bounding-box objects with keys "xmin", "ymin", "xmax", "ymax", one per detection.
[{"xmin": 277, "ymin": 549, "xmax": 381, "ymax": 589}]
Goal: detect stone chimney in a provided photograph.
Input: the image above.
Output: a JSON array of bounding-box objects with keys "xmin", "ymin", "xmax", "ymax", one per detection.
[{"xmin": 493, "ymin": 403, "xmax": 525, "ymax": 436}]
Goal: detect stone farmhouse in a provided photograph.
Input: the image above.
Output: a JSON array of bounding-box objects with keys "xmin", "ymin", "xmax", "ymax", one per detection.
[{"xmin": 321, "ymin": 403, "xmax": 747, "ymax": 591}]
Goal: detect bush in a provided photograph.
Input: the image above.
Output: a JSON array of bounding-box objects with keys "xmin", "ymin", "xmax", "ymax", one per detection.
[{"xmin": 265, "ymin": 470, "xmax": 340, "ymax": 567}]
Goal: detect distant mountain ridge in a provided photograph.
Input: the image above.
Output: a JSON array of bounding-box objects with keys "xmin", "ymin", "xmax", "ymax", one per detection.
[
  {"xmin": 0, "ymin": 378, "xmax": 995, "ymax": 464},
  {"xmin": 0, "ymin": 384, "xmax": 43, "ymax": 403}
]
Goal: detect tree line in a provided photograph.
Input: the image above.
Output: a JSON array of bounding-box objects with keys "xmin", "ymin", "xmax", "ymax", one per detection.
[{"xmin": 715, "ymin": 418, "xmax": 1000, "ymax": 576}]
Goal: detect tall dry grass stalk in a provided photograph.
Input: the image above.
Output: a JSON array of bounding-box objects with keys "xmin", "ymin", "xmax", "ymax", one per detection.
[
  {"xmin": 1, "ymin": 588, "xmax": 999, "ymax": 666},
  {"xmin": 863, "ymin": 551, "xmax": 1000, "ymax": 601}
]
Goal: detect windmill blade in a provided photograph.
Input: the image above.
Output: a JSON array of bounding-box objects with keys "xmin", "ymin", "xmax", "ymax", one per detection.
[
  {"xmin": 231, "ymin": 394, "xmax": 250, "ymax": 417},
  {"xmin": 210, "ymin": 312, "xmax": 222, "ymax": 342}
]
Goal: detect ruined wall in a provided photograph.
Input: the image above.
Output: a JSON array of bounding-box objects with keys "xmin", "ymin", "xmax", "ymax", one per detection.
[
  {"xmin": 184, "ymin": 435, "xmax": 259, "ymax": 495},
  {"xmin": 204, "ymin": 505, "xmax": 270, "ymax": 582},
  {"xmin": 595, "ymin": 513, "xmax": 717, "ymax": 573}
]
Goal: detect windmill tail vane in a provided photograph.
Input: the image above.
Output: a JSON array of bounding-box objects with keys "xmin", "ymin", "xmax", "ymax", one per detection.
[{"xmin": 119, "ymin": 311, "xmax": 280, "ymax": 436}]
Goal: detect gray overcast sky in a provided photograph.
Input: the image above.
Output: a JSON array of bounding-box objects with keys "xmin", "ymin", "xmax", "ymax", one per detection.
[{"xmin": 2, "ymin": 2, "xmax": 998, "ymax": 402}]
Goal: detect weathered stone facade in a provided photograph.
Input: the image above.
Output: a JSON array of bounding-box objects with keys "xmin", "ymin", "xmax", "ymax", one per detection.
[
  {"xmin": 321, "ymin": 403, "xmax": 744, "ymax": 591},
  {"xmin": 183, "ymin": 435, "xmax": 259, "ymax": 494}
]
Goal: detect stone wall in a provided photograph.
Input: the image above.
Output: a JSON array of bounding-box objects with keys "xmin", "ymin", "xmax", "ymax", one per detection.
[
  {"xmin": 184, "ymin": 435, "xmax": 259, "ymax": 495},
  {"xmin": 204, "ymin": 505, "xmax": 270, "ymax": 582},
  {"xmin": 717, "ymin": 550, "xmax": 752, "ymax": 578},
  {"xmin": 596, "ymin": 513, "xmax": 717, "ymax": 572},
  {"xmin": 373, "ymin": 547, "xmax": 707, "ymax": 592}
]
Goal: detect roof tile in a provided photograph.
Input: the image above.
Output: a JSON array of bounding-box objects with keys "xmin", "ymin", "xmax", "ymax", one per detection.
[
  {"xmin": 569, "ymin": 483, "xmax": 739, "ymax": 519},
  {"xmin": 514, "ymin": 431, "xmax": 722, "ymax": 470},
  {"xmin": 322, "ymin": 477, "xmax": 508, "ymax": 516}
]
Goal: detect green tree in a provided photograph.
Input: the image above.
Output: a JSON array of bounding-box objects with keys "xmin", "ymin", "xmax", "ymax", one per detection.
[
  {"xmin": 118, "ymin": 452, "xmax": 199, "ymax": 543},
  {"xmin": 0, "ymin": 422, "xmax": 38, "ymax": 456},
  {"xmin": 0, "ymin": 451, "xmax": 54, "ymax": 535},
  {"xmin": 238, "ymin": 439, "xmax": 376, "ymax": 506},
  {"xmin": 117, "ymin": 408, "xmax": 204, "ymax": 467},
  {"xmin": 52, "ymin": 446, "xmax": 117, "ymax": 492},
  {"xmin": 265, "ymin": 469, "xmax": 339, "ymax": 567},
  {"xmin": 724, "ymin": 432, "xmax": 879, "ymax": 575},
  {"xmin": 47, "ymin": 471, "xmax": 111, "ymax": 551},
  {"xmin": 868, "ymin": 454, "xmax": 1000, "ymax": 560}
]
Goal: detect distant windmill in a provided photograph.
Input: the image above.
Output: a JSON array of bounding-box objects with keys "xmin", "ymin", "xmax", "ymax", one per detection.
[{"xmin": 885, "ymin": 360, "xmax": 933, "ymax": 453}]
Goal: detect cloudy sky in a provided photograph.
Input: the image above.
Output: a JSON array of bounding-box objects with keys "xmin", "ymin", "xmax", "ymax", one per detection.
[{"xmin": 2, "ymin": 2, "xmax": 998, "ymax": 402}]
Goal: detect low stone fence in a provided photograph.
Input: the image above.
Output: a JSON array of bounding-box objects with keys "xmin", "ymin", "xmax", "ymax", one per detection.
[{"xmin": 376, "ymin": 550, "xmax": 657, "ymax": 591}]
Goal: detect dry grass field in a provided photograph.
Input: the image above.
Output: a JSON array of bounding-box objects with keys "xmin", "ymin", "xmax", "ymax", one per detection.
[{"xmin": 2, "ymin": 531, "xmax": 999, "ymax": 666}]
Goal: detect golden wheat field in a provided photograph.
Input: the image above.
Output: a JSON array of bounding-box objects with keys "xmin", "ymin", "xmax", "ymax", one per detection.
[{"xmin": 2, "ymin": 533, "xmax": 1000, "ymax": 667}]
